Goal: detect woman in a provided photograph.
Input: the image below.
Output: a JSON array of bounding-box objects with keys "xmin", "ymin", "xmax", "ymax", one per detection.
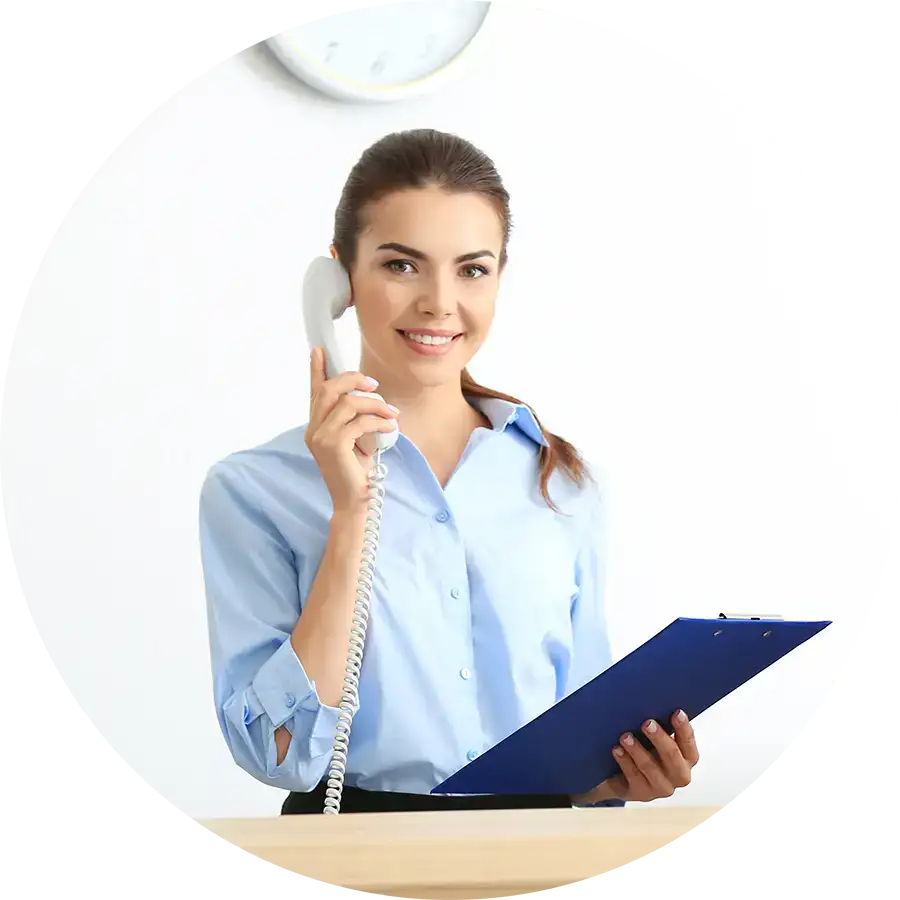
[{"xmin": 198, "ymin": 128, "xmax": 699, "ymax": 814}]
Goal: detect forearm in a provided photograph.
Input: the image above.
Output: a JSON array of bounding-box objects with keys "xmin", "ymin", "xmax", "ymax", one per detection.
[{"xmin": 289, "ymin": 509, "xmax": 369, "ymax": 708}]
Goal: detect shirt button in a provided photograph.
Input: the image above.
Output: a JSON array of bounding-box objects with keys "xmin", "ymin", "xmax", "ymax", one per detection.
[
  {"xmin": 243, "ymin": 704, "xmax": 252, "ymax": 725},
  {"xmin": 467, "ymin": 749, "xmax": 479, "ymax": 762},
  {"xmin": 460, "ymin": 668, "xmax": 472, "ymax": 680},
  {"xmin": 450, "ymin": 587, "xmax": 461, "ymax": 599},
  {"xmin": 284, "ymin": 692, "xmax": 296, "ymax": 708},
  {"xmin": 434, "ymin": 509, "xmax": 450, "ymax": 523}
]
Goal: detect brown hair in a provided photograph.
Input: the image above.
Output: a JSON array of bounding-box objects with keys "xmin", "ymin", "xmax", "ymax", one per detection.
[{"xmin": 333, "ymin": 128, "xmax": 592, "ymax": 511}]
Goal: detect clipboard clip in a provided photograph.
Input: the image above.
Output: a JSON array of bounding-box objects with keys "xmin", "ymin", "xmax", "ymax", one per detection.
[{"xmin": 718, "ymin": 612, "xmax": 784, "ymax": 621}]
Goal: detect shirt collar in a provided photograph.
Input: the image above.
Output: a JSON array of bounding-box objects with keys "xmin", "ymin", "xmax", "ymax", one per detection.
[{"xmin": 468, "ymin": 395, "xmax": 549, "ymax": 448}]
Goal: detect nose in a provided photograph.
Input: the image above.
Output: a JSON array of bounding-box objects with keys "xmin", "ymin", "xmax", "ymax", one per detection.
[{"xmin": 416, "ymin": 271, "xmax": 456, "ymax": 319}]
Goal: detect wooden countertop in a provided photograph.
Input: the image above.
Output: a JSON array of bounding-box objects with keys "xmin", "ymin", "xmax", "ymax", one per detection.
[{"xmin": 200, "ymin": 805, "xmax": 720, "ymax": 898}]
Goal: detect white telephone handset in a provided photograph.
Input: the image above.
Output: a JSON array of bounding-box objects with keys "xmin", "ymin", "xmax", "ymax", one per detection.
[
  {"xmin": 302, "ymin": 255, "xmax": 395, "ymax": 814},
  {"xmin": 302, "ymin": 256, "xmax": 399, "ymax": 454}
]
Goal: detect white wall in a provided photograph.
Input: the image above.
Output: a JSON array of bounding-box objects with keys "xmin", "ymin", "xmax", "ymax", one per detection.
[{"xmin": 1, "ymin": 3, "xmax": 892, "ymax": 820}]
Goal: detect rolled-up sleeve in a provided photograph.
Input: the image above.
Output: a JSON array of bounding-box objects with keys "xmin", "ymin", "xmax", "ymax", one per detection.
[{"xmin": 199, "ymin": 460, "xmax": 340, "ymax": 792}]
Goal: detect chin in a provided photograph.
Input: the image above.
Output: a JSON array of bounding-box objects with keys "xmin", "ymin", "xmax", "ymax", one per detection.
[
  {"xmin": 426, "ymin": 372, "xmax": 463, "ymax": 389},
  {"xmin": 403, "ymin": 363, "xmax": 464, "ymax": 389}
]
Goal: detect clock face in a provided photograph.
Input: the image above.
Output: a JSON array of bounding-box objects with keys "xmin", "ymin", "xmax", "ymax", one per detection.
[{"xmin": 266, "ymin": 1, "xmax": 493, "ymax": 102}]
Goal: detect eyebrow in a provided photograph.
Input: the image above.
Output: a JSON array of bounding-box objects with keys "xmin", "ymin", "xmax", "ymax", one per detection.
[{"xmin": 376, "ymin": 242, "xmax": 496, "ymax": 263}]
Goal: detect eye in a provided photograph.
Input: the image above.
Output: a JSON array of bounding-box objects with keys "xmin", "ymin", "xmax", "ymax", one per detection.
[
  {"xmin": 384, "ymin": 259, "xmax": 417, "ymax": 275},
  {"xmin": 461, "ymin": 264, "xmax": 490, "ymax": 279}
]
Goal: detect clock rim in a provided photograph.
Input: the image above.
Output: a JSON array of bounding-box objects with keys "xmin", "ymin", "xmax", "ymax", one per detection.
[{"xmin": 265, "ymin": 2, "xmax": 496, "ymax": 103}]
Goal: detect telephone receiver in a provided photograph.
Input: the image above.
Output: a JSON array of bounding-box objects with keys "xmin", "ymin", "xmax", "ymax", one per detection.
[{"xmin": 302, "ymin": 256, "xmax": 399, "ymax": 454}]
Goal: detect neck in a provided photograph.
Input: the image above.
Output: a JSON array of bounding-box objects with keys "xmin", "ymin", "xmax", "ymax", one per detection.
[{"xmin": 358, "ymin": 357, "xmax": 489, "ymax": 451}]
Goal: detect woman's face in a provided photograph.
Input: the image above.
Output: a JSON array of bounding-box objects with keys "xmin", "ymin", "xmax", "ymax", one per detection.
[{"xmin": 344, "ymin": 185, "xmax": 504, "ymax": 389}]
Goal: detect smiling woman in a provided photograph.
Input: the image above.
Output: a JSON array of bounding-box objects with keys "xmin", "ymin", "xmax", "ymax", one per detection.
[
  {"xmin": 197, "ymin": 128, "xmax": 700, "ymax": 818},
  {"xmin": 329, "ymin": 129, "xmax": 590, "ymax": 509}
]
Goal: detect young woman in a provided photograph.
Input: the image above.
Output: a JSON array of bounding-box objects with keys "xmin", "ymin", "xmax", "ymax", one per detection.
[{"xmin": 199, "ymin": 129, "xmax": 699, "ymax": 814}]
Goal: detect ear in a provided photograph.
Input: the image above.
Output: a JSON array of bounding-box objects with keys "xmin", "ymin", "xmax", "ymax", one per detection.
[{"xmin": 331, "ymin": 246, "xmax": 355, "ymax": 307}]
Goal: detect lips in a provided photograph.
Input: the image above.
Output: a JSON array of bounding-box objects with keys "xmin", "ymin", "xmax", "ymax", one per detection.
[
  {"xmin": 397, "ymin": 330, "xmax": 464, "ymax": 356},
  {"xmin": 400, "ymin": 330, "xmax": 461, "ymax": 342}
]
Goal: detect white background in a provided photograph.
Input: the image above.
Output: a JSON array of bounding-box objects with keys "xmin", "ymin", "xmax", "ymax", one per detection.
[{"xmin": 1, "ymin": 0, "xmax": 897, "ymax": 896}]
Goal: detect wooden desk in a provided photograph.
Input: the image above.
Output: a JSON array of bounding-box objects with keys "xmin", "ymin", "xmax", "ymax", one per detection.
[{"xmin": 200, "ymin": 806, "xmax": 719, "ymax": 898}]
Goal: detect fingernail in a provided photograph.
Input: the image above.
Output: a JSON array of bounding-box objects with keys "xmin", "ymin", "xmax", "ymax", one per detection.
[
  {"xmin": 387, "ymin": 404, "xmax": 400, "ymax": 414},
  {"xmin": 613, "ymin": 747, "xmax": 625, "ymax": 758},
  {"xmin": 677, "ymin": 710, "xmax": 688, "ymax": 723},
  {"xmin": 364, "ymin": 376, "xmax": 379, "ymax": 388},
  {"xmin": 622, "ymin": 733, "xmax": 634, "ymax": 747},
  {"xmin": 645, "ymin": 720, "xmax": 658, "ymax": 734}
]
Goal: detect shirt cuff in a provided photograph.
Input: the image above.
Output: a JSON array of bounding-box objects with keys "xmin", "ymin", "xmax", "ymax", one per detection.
[{"xmin": 251, "ymin": 637, "xmax": 349, "ymax": 760}]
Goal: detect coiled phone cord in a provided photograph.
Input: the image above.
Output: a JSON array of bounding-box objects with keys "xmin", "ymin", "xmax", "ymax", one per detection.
[{"xmin": 323, "ymin": 449, "xmax": 388, "ymax": 814}]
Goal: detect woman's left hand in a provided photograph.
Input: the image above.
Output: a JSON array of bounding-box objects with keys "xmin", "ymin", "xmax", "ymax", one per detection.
[{"xmin": 573, "ymin": 710, "xmax": 700, "ymax": 805}]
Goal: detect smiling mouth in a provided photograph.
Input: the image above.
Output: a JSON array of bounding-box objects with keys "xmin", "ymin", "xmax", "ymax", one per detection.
[
  {"xmin": 396, "ymin": 330, "xmax": 464, "ymax": 355},
  {"xmin": 397, "ymin": 330, "xmax": 463, "ymax": 346}
]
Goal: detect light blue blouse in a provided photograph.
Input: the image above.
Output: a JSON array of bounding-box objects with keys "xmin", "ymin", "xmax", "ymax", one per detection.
[{"xmin": 198, "ymin": 396, "xmax": 615, "ymax": 796}]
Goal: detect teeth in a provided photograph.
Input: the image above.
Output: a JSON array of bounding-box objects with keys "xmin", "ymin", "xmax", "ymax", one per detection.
[{"xmin": 404, "ymin": 332, "xmax": 454, "ymax": 345}]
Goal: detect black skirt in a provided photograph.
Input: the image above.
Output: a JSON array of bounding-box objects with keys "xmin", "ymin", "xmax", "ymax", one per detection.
[{"xmin": 281, "ymin": 781, "xmax": 573, "ymax": 814}]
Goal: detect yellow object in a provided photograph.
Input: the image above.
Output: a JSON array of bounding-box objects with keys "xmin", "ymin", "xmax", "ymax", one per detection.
[{"xmin": 200, "ymin": 805, "xmax": 720, "ymax": 897}]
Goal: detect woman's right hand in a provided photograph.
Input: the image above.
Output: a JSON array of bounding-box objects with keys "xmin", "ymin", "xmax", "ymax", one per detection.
[{"xmin": 305, "ymin": 347, "xmax": 399, "ymax": 515}]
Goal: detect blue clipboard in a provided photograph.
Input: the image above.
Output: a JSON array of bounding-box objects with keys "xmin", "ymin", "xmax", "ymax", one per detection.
[{"xmin": 432, "ymin": 614, "xmax": 831, "ymax": 796}]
